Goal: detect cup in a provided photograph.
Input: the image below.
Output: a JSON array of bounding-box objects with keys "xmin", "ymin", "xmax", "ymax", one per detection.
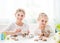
[{"xmin": 0, "ymin": 32, "xmax": 7, "ymax": 40}]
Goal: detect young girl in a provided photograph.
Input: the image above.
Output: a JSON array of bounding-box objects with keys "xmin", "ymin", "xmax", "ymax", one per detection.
[
  {"xmin": 34, "ymin": 13, "xmax": 52, "ymax": 41},
  {"xmin": 5, "ymin": 9, "xmax": 29, "ymax": 37}
]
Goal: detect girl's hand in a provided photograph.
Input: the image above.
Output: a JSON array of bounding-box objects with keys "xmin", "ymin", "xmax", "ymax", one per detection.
[
  {"xmin": 44, "ymin": 32, "xmax": 50, "ymax": 37},
  {"xmin": 21, "ymin": 30, "xmax": 30, "ymax": 37},
  {"xmin": 15, "ymin": 29, "xmax": 21, "ymax": 33}
]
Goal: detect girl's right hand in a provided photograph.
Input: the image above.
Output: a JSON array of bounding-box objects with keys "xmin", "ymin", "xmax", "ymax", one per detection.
[{"xmin": 15, "ymin": 29, "xmax": 21, "ymax": 33}]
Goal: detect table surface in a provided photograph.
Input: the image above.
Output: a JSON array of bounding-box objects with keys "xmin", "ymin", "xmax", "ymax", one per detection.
[{"xmin": 0, "ymin": 35, "xmax": 56, "ymax": 43}]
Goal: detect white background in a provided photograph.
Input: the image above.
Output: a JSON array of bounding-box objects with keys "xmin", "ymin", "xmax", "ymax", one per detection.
[
  {"xmin": 0, "ymin": 0, "xmax": 54, "ymax": 24},
  {"xmin": 0, "ymin": 0, "xmax": 58, "ymax": 32},
  {"xmin": 54, "ymin": 0, "xmax": 60, "ymax": 24}
]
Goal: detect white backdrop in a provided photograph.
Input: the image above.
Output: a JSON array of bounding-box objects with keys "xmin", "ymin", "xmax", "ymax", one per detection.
[
  {"xmin": 54, "ymin": 0, "xmax": 60, "ymax": 24},
  {"xmin": 0, "ymin": 0, "xmax": 55, "ymax": 32},
  {"xmin": 0, "ymin": 0, "xmax": 54, "ymax": 23}
]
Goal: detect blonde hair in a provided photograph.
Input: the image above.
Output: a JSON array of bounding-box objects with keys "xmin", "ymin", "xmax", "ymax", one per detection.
[
  {"xmin": 15, "ymin": 8, "xmax": 25, "ymax": 15},
  {"xmin": 38, "ymin": 13, "xmax": 48, "ymax": 20}
]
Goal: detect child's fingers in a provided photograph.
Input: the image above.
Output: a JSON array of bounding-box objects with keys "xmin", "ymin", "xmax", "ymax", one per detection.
[
  {"xmin": 15, "ymin": 29, "xmax": 21, "ymax": 32},
  {"xmin": 44, "ymin": 33, "xmax": 49, "ymax": 37},
  {"xmin": 17, "ymin": 29, "xmax": 21, "ymax": 31}
]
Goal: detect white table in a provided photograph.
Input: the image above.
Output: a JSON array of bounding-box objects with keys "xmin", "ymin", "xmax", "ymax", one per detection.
[{"xmin": 0, "ymin": 35, "xmax": 55, "ymax": 43}]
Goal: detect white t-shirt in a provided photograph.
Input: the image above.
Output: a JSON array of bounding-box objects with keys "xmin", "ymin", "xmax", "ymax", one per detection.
[
  {"xmin": 5, "ymin": 23, "xmax": 29, "ymax": 34},
  {"xmin": 34, "ymin": 25, "xmax": 53, "ymax": 36}
]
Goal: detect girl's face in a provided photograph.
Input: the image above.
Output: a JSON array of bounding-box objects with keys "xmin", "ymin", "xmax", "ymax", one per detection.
[
  {"xmin": 15, "ymin": 11, "xmax": 25, "ymax": 21},
  {"xmin": 38, "ymin": 16, "xmax": 48, "ymax": 26}
]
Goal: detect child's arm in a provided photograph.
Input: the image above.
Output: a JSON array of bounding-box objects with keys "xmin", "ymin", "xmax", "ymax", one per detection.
[
  {"xmin": 26, "ymin": 30, "xmax": 30, "ymax": 35},
  {"xmin": 4, "ymin": 31, "xmax": 16, "ymax": 35},
  {"xmin": 4, "ymin": 29, "xmax": 21, "ymax": 35}
]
